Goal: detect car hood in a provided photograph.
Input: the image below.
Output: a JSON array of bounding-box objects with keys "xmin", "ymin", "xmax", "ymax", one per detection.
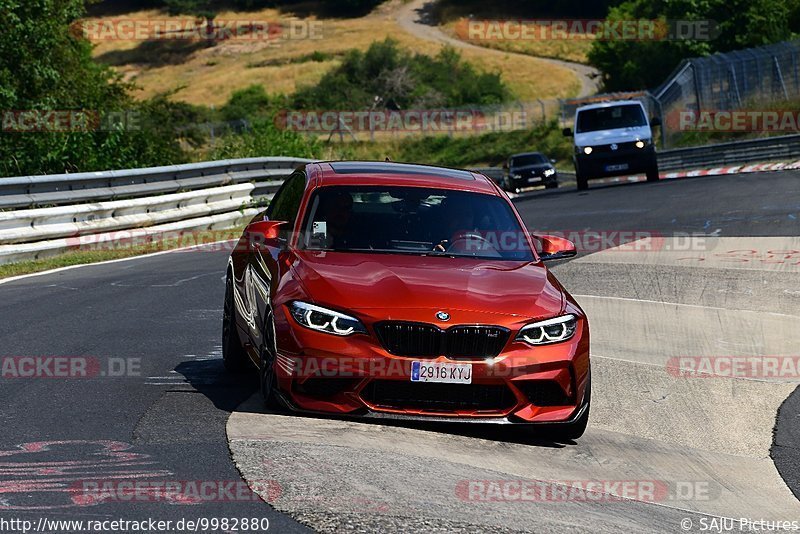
[
  {"xmin": 290, "ymin": 250, "xmax": 564, "ymax": 320},
  {"xmin": 574, "ymin": 125, "xmax": 651, "ymax": 146}
]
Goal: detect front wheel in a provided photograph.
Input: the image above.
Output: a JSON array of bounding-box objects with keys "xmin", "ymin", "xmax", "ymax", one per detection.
[
  {"xmin": 646, "ymin": 161, "xmax": 660, "ymax": 182},
  {"xmin": 259, "ymin": 313, "xmax": 280, "ymax": 409},
  {"xmin": 223, "ymin": 273, "xmax": 249, "ymax": 373},
  {"xmin": 576, "ymin": 172, "xmax": 589, "ymax": 191},
  {"xmin": 545, "ymin": 181, "xmax": 559, "ymax": 190}
]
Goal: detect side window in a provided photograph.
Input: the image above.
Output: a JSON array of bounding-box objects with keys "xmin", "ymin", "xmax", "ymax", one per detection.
[{"xmin": 267, "ymin": 171, "xmax": 306, "ymax": 227}]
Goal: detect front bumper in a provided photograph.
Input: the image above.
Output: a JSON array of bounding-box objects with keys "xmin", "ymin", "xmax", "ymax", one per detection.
[
  {"xmin": 575, "ymin": 146, "xmax": 656, "ymax": 178},
  {"xmin": 272, "ymin": 307, "xmax": 590, "ymax": 425},
  {"xmin": 508, "ymin": 172, "xmax": 557, "ymax": 189}
]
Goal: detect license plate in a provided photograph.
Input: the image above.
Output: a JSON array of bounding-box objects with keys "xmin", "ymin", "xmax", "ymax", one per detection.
[
  {"xmin": 605, "ymin": 163, "xmax": 629, "ymax": 172},
  {"xmin": 527, "ymin": 176, "xmax": 540, "ymax": 183},
  {"xmin": 411, "ymin": 361, "xmax": 472, "ymax": 384}
]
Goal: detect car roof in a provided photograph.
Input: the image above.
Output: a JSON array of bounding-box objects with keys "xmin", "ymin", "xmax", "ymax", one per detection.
[
  {"xmin": 510, "ymin": 152, "xmax": 544, "ymax": 158},
  {"xmin": 309, "ymin": 161, "xmax": 500, "ymax": 195},
  {"xmin": 576, "ymin": 100, "xmax": 645, "ymax": 112}
]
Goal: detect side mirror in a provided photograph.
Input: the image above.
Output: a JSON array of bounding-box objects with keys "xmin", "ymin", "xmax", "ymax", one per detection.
[
  {"xmin": 245, "ymin": 220, "xmax": 288, "ymax": 250},
  {"xmin": 562, "ymin": 127, "xmax": 574, "ymax": 137},
  {"xmin": 550, "ymin": 158, "xmax": 557, "ymax": 164},
  {"xmin": 650, "ymin": 116, "xmax": 662, "ymax": 127},
  {"xmin": 537, "ymin": 234, "xmax": 577, "ymax": 261},
  {"xmin": 502, "ymin": 162, "xmax": 509, "ymax": 170}
]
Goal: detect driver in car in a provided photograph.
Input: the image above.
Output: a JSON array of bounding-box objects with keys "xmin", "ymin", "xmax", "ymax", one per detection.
[{"xmin": 433, "ymin": 198, "xmax": 477, "ymax": 253}]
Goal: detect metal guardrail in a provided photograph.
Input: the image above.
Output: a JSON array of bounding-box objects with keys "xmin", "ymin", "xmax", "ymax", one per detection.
[
  {"xmin": 657, "ymin": 134, "xmax": 800, "ymax": 171},
  {"xmin": 0, "ymin": 157, "xmax": 313, "ymax": 264},
  {"xmin": 0, "ymin": 157, "xmax": 314, "ymax": 210},
  {"xmin": 473, "ymin": 134, "xmax": 800, "ymax": 190}
]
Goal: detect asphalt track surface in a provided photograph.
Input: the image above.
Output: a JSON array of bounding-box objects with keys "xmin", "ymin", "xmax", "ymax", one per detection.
[{"xmin": 0, "ymin": 172, "xmax": 798, "ymax": 533}]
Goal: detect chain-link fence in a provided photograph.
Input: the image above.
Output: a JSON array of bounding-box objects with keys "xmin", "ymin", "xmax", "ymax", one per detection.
[
  {"xmin": 558, "ymin": 40, "xmax": 800, "ymax": 148},
  {"xmin": 653, "ymin": 40, "xmax": 800, "ymax": 147}
]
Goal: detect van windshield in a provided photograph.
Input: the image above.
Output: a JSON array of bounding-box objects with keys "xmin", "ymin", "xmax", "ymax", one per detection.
[{"xmin": 576, "ymin": 104, "xmax": 647, "ymax": 133}]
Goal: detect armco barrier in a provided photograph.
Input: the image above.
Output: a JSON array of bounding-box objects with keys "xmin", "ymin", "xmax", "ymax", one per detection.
[
  {"xmin": 0, "ymin": 157, "xmax": 313, "ymax": 210},
  {"xmin": 0, "ymin": 183, "xmax": 254, "ymax": 245},
  {"xmin": 657, "ymin": 134, "xmax": 800, "ymax": 171},
  {"xmin": 474, "ymin": 134, "xmax": 800, "ymax": 186},
  {"xmin": 0, "ymin": 157, "xmax": 313, "ymax": 264},
  {"xmin": 0, "ymin": 209, "xmax": 259, "ymax": 265}
]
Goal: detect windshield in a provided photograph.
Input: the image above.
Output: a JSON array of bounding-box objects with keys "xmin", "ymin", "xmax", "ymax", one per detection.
[
  {"xmin": 300, "ymin": 186, "xmax": 534, "ymax": 261},
  {"xmin": 576, "ymin": 104, "xmax": 647, "ymax": 133},
  {"xmin": 510, "ymin": 154, "xmax": 547, "ymax": 167}
]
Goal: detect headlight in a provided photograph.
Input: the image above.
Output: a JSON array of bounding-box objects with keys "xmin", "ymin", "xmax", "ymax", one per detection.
[
  {"xmin": 511, "ymin": 173, "xmax": 522, "ymax": 179},
  {"xmin": 635, "ymin": 139, "xmax": 651, "ymax": 149},
  {"xmin": 516, "ymin": 314, "xmax": 578, "ymax": 345},
  {"xmin": 543, "ymin": 168, "xmax": 556, "ymax": 177},
  {"xmin": 582, "ymin": 146, "xmax": 593, "ymax": 155},
  {"xmin": 289, "ymin": 301, "xmax": 367, "ymax": 336}
]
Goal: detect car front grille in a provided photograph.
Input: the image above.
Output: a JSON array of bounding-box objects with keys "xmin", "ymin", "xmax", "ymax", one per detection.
[
  {"xmin": 593, "ymin": 141, "xmax": 639, "ymax": 153},
  {"xmin": 374, "ymin": 322, "xmax": 441, "ymax": 358},
  {"xmin": 361, "ymin": 380, "xmax": 517, "ymax": 413},
  {"xmin": 374, "ymin": 322, "xmax": 510, "ymax": 359}
]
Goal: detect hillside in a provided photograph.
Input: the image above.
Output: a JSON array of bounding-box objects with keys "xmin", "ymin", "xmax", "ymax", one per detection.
[{"xmin": 86, "ymin": 0, "xmax": 583, "ymax": 106}]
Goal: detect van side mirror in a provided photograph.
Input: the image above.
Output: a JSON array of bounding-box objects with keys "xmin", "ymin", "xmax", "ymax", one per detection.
[
  {"xmin": 650, "ymin": 116, "xmax": 662, "ymax": 127},
  {"xmin": 562, "ymin": 127, "xmax": 574, "ymax": 137}
]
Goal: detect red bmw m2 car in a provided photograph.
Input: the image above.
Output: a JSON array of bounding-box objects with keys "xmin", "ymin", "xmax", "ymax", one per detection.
[{"xmin": 223, "ymin": 162, "xmax": 590, "ymax": 439}]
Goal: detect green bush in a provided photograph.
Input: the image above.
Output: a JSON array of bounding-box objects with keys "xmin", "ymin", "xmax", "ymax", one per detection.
[
  {"xmin": 219, "ymin": 85, "xmax": 272, "ymax": 123},
  {"xmin": 210, "ymin": 116, "xmax": 322, "ymax": 160},
  {"xmin": 292, "ymin": 39, "xmax": 511, "ymax": 111}
]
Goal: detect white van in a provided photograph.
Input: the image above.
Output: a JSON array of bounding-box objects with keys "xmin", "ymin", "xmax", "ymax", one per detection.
[{"xmin": 563, "ymin": 100, "xmax": 660, "ymax": 191}]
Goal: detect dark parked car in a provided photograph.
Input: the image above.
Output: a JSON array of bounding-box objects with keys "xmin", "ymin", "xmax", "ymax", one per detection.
[{"xmin": 503, "ymin": 152, "xmax": 559, "ymax": 193}]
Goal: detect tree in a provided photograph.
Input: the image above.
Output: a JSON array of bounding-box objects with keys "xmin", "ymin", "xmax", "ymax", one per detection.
[
  {"xmin": 588, "ymin": 0, "xmax": 795, "ymax": 92},
  {"xmin": 0, "ymin": 0, "xmax": 192, "ymax": 176}
]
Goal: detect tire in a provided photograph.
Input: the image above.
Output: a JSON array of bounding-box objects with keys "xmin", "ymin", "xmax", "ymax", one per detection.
[
  {"xmin": 545, "ymin": 181, "xmax": 558, "ymax": 190},
  {"xmin": 222, "ymin": 273, "xmax": 249, "ymax": 373},
  {"xmin": 542, "ymin": 374, "xmax": 591, "ymax": 441},
  {"xmin": 576, "ymin": 172, "xmax": 589, "ymax": 191},
  {"xmin": 259, "ymin": 312, "xmax": 280, "ymax": 409},
  {"xmin": 646, "ymin": 161, "xmax": 660, "ymax": 182}
]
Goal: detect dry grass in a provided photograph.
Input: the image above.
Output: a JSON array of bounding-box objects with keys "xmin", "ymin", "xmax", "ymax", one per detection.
[
  {"xmin": 87, "ymin": 3, "xmax": 581, "ymax": 106},
  {"xmin": 442, "ymin": 18, "xmax": 593, "ymax": 64}
]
